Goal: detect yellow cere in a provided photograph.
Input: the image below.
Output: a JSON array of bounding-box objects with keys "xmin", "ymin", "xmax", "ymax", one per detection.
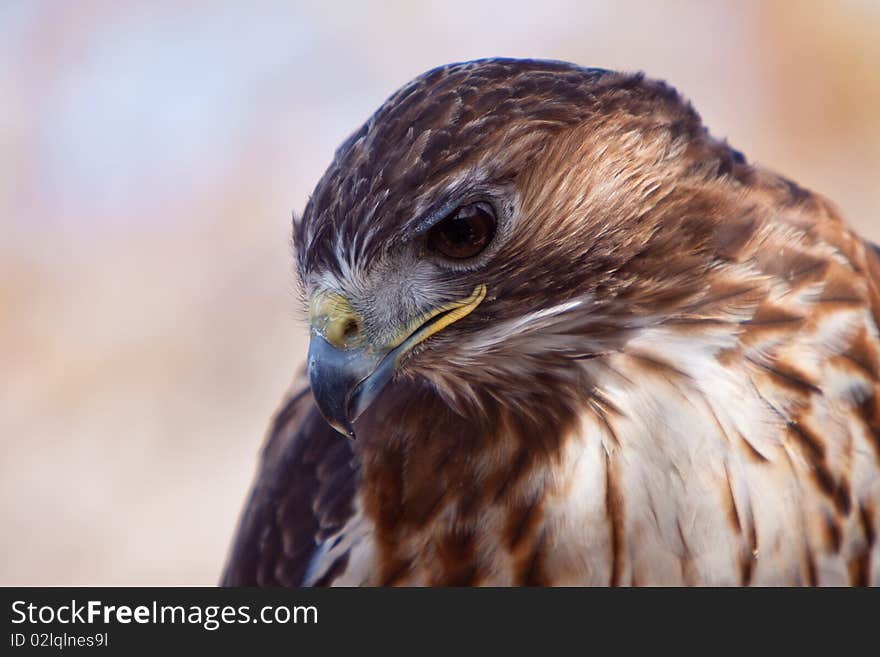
[
  {"xmin": 309, "ymin": 291, "xmax": 363, "ymax": 349},
  {"xmin": 310, "ymin": 284, "xmax": 487, "ymax": 353}
]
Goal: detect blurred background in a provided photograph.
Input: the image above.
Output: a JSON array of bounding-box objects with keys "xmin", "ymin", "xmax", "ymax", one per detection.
[{"xmin": 2, "ymin": 0, "xmax": 878, "ymax": 585}]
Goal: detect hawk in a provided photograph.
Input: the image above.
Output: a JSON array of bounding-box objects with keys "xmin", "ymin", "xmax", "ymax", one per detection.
[{"xmin": 223, "ymin": 58, "xmax": 880, "ymax": 586}]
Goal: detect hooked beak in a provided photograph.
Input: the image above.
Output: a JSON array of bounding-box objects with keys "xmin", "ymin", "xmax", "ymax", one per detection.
[{"xmin": 307, "ymin": 284, "xmax": 487, "ymax": 438}]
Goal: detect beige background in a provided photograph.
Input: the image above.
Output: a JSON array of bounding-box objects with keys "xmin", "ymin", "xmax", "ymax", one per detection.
[{"xmin": 2, "ymin": 0, "xmax": 878, "ymax": 585}]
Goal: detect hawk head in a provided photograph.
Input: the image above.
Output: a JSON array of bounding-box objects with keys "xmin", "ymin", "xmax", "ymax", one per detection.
[{"xmin": 295, "ymin": 58, "xmax": 751, "ymax": 437}]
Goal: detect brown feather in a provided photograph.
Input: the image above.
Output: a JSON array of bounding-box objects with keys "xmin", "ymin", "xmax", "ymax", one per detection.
[{"xmin": 225, "ymin": 58, "xmax": 880, "ymax": 586}]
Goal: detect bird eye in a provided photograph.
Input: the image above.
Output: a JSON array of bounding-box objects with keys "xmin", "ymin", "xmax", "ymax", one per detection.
[{"xmin": 426, "ymin": 202, "xmax": 497, "ymax": 260}]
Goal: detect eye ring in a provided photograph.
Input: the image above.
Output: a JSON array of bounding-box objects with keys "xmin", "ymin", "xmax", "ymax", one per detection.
[{"xmin": 425, "ymin": 202, "xmax": 497, "ymax": 260}]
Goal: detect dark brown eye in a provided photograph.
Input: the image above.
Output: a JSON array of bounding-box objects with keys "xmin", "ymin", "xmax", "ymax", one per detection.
[{"xmin": 426, "ymin": 202, "xmax": 496, "ymax": 260}]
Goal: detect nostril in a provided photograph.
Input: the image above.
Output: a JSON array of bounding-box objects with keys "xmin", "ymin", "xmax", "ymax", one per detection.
[{"xmin": 342, "ymin": 319, "xmax": 360, "ymax": 340}]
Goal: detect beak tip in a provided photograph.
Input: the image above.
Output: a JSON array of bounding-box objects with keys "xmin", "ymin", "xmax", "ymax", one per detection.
[{"xmin": 330, "ymin": 419, "xmax": 357, "ymax": 440}]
